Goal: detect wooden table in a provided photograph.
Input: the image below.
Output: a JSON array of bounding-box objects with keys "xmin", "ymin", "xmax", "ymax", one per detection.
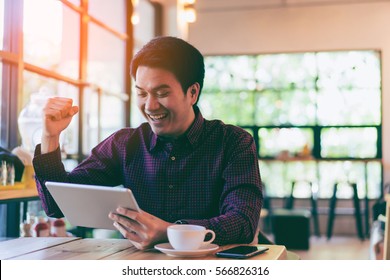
[
  {"xmin": 0, "ymin": 237, "xmax": 287, "ymax": 260},
  {"xmin": 0, "ymin": 187, "xmax": 38, "ymax": 201},
  {"xmin": 384, "ymin": 194, "xmax": 390, "ymax": 260}
]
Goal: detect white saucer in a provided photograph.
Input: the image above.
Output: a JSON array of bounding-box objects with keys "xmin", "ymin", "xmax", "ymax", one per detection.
[{"xmin": 154, "ymin": 243, "xmax": 219, "ymax": 257}]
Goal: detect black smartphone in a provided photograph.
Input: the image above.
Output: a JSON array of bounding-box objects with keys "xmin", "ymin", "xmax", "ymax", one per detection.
[{"xmin": 216, "ymin": 245, "xmax": 269, "ymax": 259}]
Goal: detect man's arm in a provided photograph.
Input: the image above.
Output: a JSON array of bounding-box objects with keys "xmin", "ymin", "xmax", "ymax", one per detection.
[
  {"xmin": 33, "ymin": 130, "xmax": 125, "ymax": 218},
  {"xmin": 32, "ymin": 97, "xmax": 79, "ymax": 217},
  {"xmin": 33, "ymin": 145, "xmax": 68, "ymax": 217},
  {"xmin": 175, "ymin": 130, "xmax": 263, "ymax": 245}
]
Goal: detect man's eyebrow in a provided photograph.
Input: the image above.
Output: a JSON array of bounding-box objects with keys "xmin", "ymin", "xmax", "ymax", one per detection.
[{"xmin": 135, "ymin": 84, "xmax": 171, "ymax": 92}]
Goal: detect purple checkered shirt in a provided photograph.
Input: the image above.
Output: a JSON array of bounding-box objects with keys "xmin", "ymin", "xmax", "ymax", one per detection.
[{"xmin": 33, "ymin": 107, "xmax": 263, "ymax": 245}]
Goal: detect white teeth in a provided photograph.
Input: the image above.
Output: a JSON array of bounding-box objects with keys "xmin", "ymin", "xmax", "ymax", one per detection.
[{"xmin": 148, "ymin": 113, "xmax": 167, "ymax": 120}]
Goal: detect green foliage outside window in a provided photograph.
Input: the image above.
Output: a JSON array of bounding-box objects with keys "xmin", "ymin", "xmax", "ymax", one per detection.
[{"xmin": 199, "ymin": 51, "xmax": 382, "ymax": 199}]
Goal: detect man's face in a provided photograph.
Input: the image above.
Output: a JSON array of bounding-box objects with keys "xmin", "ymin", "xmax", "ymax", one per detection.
[{"xmin": 135, "ymin": 66, "xmax": 198, "ymax": 138}]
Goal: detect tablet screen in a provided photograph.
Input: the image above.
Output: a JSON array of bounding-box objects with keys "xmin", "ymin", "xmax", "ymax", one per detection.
[{"xmin": 46, "ymin": 181, "xmax": 140, "ymax": 230}]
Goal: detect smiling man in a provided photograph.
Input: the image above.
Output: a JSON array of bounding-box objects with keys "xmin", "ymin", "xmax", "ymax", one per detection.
[
  {"xmin": 135, "ymin": 66, "xmax": 197, "ymax": 137},
  {"xmin": 33, "ymin": 36, "xmax": 263, "ymax": 250}
]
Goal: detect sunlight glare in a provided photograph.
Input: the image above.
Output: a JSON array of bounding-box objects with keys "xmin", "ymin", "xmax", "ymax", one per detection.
[
  {"xmin": 23, "ymin": 0, "xmax": 63, "ymax": 44},
  {"xmin": 0, "ymin": 0, "xmax": 4, "ymax": 48}
]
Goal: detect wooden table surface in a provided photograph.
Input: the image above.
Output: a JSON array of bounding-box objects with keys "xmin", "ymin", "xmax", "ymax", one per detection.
[
  {"xmin": 0, "ymin": 237, "xmax": 287, "ymax": 260},
  {"xmin": 0, "ymin": 188, "xmax": 38, "ymax": 202}
]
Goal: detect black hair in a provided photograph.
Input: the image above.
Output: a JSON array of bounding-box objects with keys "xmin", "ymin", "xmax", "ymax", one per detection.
[{"xmin": 130, "ymin": 36, "xmax": 205, "ymax": 105}]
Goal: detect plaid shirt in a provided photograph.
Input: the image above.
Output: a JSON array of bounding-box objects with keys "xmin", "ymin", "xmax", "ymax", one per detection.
[{"xmin": 33, "ymin": 107, "xmax": 263, "ymax": 245}]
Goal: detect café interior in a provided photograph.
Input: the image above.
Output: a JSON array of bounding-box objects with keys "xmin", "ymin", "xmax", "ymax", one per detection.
[{"xmin": 0, "ymin": 0, "xmax": 389, "ymax": 260}]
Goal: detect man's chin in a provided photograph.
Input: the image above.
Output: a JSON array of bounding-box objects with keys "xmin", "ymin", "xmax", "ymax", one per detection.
[{"xmin": 150, "ymin": 126, "xmax": 167, "ymax": 136}]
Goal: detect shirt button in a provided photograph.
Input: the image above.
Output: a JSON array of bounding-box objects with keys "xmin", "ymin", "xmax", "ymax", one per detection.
[
  {"xmin": 168, "ymin": 185, "xmax": 174, "ymax": 189},
  {"xmin": 170, "ymin": 156, "xmax": 176, "ymax": 161}
]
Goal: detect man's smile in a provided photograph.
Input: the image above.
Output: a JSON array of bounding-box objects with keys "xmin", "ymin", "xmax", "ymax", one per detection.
[{"xmin": 147, "ymin": 113, "xmax": 168, "ymax": 121}]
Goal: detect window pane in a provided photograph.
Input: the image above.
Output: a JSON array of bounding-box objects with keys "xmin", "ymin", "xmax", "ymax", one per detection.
[
  {"xmin": 87, "ymin": 24, "xmax": 126, "ymax": 145},
  {"xmin": 317, "ymin": 51, "xmax": 381, "ymax": 89},
  {"xmin": 23, "ymin": 0, "xmax": 80, "ymax": 79},
  {"xmin": 316, "ymin": 51, "xmax": 381, "ymax": 125},
  {"xmin": 22, "ymin": 71, "xmax": 79, "ymax": 155},
  {"xmin": 255, "ymin": 53, "xmax": 317, "ymax": 90},
  {"xmin": 83, "ymin": 89, "xmax": 126, "ymax": 152},
  {"xmin": 83, "ymin": 87, "xmax": 99, "ymax": 152},
  {"xmin": 321, "ymin": 127, "xmax": 377, "ymax": 158},
  {"xmin": 258, "ymin": 128, "xmax": 313, "ymax": 158},
  {"xmin": 199, "ymin": 91, "xmax": 254, "ymax": 125},
  {"xmin": 317, "ymin": 89, "xmax": 381, "ymax": 125},
  {"xmin": 259, "ymin": 160, "xmax": 317, "ymax": 198},
  {"xmin": 204, "ymin": 56, "xmax": 256, "ymax": 92},
  {"xmin": 255, "ymin": 89, "xmax": 316, "ymax": 126},
  {"xmin": 259, "ymin": 161, "xmax": 287, "ymax": 197},
  {"xmin": 133, "ymin": 0, "xmax": 156, "ymax": 49},
  {"xmin": 0, "ymin": 0, "xmax": 4, "ymax": 49},
  {"xmin": 88, "ymin": 24, "xmax": 126, "ymax": 94},
  {"xmin": 318, "ymin": 161, "xmax": 380, "ymax": 199},
  {"xmin": 89, "ymin": 0, "xmax": 126, "ymax": 33}
]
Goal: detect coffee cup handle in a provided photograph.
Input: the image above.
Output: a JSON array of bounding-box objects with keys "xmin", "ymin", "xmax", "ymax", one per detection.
[{"xmin": 203, "ymin": 229, "xmax": 216, "ymax": 245}]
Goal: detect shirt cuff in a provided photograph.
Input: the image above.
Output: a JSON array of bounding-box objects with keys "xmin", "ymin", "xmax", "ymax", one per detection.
[{"xmin": 32, "ymin": 144, "xmax": 63, "ymax": 177}]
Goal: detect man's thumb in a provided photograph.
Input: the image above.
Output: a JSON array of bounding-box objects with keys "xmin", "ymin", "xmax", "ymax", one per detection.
[{"xmin": 70, "ymin": 106, "xmax": 79, "ymax": 116}]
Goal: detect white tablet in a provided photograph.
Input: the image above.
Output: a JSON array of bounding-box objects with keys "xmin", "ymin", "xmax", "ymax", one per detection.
[{"xmin": 45, "ymin": 181, "xmax": 140, "ymax": 230}]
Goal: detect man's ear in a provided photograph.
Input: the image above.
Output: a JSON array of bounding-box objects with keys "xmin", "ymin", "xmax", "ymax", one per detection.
[{"xmin": 188, "ymin": 83, "xmax": 200, "ymax": 105}]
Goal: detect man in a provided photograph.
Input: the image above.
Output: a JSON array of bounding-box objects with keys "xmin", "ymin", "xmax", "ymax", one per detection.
[{"xmin": 33, "ymin": 36, "xmax": 263, "ymax": 250}]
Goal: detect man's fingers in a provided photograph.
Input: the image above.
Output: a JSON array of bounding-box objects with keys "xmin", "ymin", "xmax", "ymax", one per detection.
[
  {"xmin": 70, "ymin": 106, "xmax": 79, "ymax": 116},
  {"xmin": 44, "ymin": 97, "xmax": 78, "ymax": 121},
  {"xmin": 116, "ymin": 207, "xmax": 154, "ymax": 228},
  {"xmin": 109, "ymin": 212, "xmax": 145, "ymax": 234},
  {"xmin": 113, "ymin": 221, "xmax": 143, "ymax": 243},
  {"xmin": 110, "ymin": 208, "xmax": 170, "ymax": 250}
]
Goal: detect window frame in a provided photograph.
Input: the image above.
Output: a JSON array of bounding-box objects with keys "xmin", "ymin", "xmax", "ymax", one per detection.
[
  {"xmin": 0, "ymin": 0, "xmax": 146, "ymax": 238},
  {"xmin": 0, "ymin": 0, "xmax": 134, "ymax": 160}
]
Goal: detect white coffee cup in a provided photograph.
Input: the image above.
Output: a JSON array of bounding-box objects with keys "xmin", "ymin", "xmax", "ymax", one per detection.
[{"xmin": 167, "ymin": 225, "xmax": 216, "ymax": 250}]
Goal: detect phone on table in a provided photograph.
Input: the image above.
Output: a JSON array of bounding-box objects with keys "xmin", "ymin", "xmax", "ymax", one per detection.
[{"xmin": 216, "ymin": 245, "xmax": 269, "ymax": 259}]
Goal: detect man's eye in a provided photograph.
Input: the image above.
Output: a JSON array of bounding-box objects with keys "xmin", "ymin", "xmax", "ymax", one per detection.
[
  {"xmin": 137, "ymin": 91, "xmax": 147, "ymax": 97},
  {"xmin": 156, "ymin": 92, "xmax": 169, "ymax": 98}
]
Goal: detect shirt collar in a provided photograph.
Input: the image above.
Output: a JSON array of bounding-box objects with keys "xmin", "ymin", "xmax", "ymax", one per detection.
[{"xmin": 149, "ymin": 106, "xmax": 204, "ymax": 152}]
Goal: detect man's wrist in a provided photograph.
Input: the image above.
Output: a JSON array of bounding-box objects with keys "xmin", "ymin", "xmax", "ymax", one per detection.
[{"xmin": 41, "ymin": 135, "xmax": 60, "ymax": 154}]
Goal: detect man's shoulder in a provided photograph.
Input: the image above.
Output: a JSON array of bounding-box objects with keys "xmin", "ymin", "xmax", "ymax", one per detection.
[{"xmin": 205, "ymin": 119, "xmax": 252, "ymax": 140}]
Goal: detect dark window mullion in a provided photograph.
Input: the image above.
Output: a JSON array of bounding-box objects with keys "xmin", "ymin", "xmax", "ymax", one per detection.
[{"xmin": 377, "ymin": 126, "xmax": 382, "ymax": 158}]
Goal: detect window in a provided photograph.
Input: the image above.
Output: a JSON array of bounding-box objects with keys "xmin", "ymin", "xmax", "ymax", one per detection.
[
  {"xmin": 199, "ymin": 51, "xmax": 382, "ymax": 199},
  {"xmin": 131, "ymin": 0, "xmax": 159, "ymax": 128},
  {"xmin": 0, "ymin": 0, "xmax": 132, "ymax": 157},
  {"xmin": 0, "ymin": 0, "xmax": 139, "ymax": 238}
]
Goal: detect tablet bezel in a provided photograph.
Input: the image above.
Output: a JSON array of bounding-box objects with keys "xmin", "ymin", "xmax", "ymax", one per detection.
[{"xmin": 45, "ymin": 181, "xmax": 140, "ymax": 230}]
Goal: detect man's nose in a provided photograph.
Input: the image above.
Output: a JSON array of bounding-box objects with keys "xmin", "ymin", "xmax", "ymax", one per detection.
[{"xmin": 145, "ymin": 95, "xmax": 159, "ymax": 111}]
